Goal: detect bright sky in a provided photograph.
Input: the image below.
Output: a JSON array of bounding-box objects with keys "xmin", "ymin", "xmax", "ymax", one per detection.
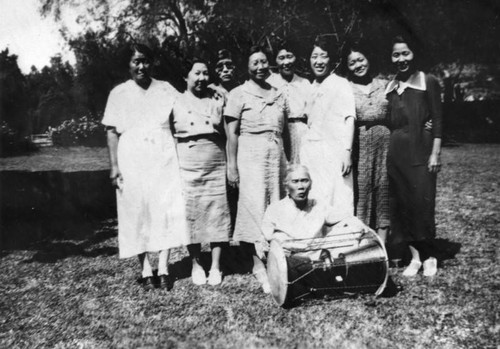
[{"xmin": 0, "ymin": 0, "xmax": 76, "ymax": 74}]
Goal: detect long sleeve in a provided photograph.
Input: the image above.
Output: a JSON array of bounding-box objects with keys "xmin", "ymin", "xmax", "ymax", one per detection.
[{"xmin": 425, "ymin": 74, "xmax": 443, "ymax": 139}]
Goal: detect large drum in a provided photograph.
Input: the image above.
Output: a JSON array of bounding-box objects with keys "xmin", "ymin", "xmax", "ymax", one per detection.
[{"xmin": 267, "ymin": 226, "xmax": 388, "ymax": 307}]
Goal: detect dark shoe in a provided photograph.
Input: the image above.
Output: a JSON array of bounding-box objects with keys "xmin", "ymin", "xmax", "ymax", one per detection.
[
  {"xmin": 142, "ymin": 276, "xmax": 155, "ymax": 291},
  {"xmin": 158, "ymin": 274, "xmax": 174, "ymax": 291}
]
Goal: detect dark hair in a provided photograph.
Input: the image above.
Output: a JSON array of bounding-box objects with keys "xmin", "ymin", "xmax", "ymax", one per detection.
[
  {"xmin": 181, "ymin": 57, "xmax": 209, "ymax": 78},
  {"xmin": 216, "ymin": 49, "xmax": 233, "ymax": 62},
  {"xmin": 390, "ymin": 34, "xmax": 423, "ymax": 69},
  {"xmin": 248, "ymin": 45, "xmax": 269, "ymax": 60},
  {"xmin": 312, "ymin": 36, "xmax": 335, "ymax": 59},
  {"xmin": 275, "ymin": 41, "xmax": 297, "ymax": 57},
  {"xmin": 120, "ymin": 43, "xmax": 154, "ymax": 71},
  {"xmin": 340, "ymin": 39, "xmax": 378, "ymax": 79}
]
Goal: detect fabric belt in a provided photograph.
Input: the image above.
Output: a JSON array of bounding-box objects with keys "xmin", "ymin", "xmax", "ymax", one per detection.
[
  {"xmin": 240, "ymin": 130, "xmax": 282, "ymax": 143},
  {"xmin": 288, "ymin": 118, "xmax": 307, "ymax": 124},
  {"xmin": 176, "ymin": 134, "xmax": 220, "ymax": 143}
]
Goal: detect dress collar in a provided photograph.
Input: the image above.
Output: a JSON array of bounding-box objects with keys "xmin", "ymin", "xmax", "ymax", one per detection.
[
  {"xmin": 385, "ymin": 71, "xmax": 426, "ymax": 95},
  {"xmin": 241, "ymin": 79, "xmax": 282, "ymax": 102}
]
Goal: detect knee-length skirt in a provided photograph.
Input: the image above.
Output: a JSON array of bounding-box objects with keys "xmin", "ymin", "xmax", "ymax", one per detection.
[{"xmin": 177, "ymin": 137, "xmax": 231, "ymax": 244}]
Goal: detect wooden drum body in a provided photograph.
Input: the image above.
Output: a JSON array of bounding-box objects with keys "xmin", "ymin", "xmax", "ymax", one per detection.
[{"xmin": 267, "ymin": 227, "xmax": 388, "ymax": 307}]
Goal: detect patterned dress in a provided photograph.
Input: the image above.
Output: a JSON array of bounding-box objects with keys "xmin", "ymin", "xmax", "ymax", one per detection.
[
  {"xmin": 224, "ymin": 80, "xmax": 288, "ymax": 244},
  {"xmin": 351, "ymin": 78, "xmax": 390, "ymax": 230},
  {"xmin": 385, "ymin": 71, "xmax": 443, "ymax": 244},
  {"xmin": 172, "ymin": 91, "xmax": 231, "ymax": 244},
  {"xmin": 102, "ymin": 79, "xmax": 189, "ymax": 258}
]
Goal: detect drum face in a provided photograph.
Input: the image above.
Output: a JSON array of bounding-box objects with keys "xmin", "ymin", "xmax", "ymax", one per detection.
[
  {"xmin": 267, "ymin": 241, "xmax": 289, "ymax": 306},
  {"xmin": 267, "ymin": 229, "xmax": 389, "ymax": 307}
]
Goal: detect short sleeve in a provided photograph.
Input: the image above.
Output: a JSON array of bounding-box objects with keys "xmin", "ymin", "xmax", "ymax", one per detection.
[
  {"xmin": 335, "ymin": 76, "xmax": 356, "ymax": 120},
  {"xmin": 101, "ymin": 87, "xmax": 120, "ymax": 128},
  {"xmin": 224, "ymin": 88, "xmax": 243, "ymax": 120}
]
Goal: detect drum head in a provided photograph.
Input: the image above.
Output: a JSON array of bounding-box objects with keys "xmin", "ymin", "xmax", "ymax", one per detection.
[{"xmin": 267, "ymin": 240, "xmax": 288, "ymax": 306}]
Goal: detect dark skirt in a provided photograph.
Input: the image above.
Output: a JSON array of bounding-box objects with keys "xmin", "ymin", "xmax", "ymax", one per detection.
[{"xmin": 387, "ymin": 128, "xmax": 436, "ymax": 245}]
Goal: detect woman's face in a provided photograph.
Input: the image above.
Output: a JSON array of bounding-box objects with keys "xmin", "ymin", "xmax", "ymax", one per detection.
[
  {"xmin": 129, "ymin": 50, "xmax": 152, "ymax": 86},
  {"xmin": 347, "ymin": 51, "xmax": 370, "ymax": 78},
  {"xmin": 276, "ymin": 49, "xmax": 296, "ymax": 77},
  {"xmin": 310, "ymin": 46, "xmax": 331, "ymax": 78},
  {"xmin": 391, "ymin": 43, "xmax": 414, "ymax": 74},
  {"xmin": 186, "ymin": 62, "xmax": 209, "ymax": 94},
  {"xmin": 248, "ymin": 51, "xmax": 269, "ymax": 82}
]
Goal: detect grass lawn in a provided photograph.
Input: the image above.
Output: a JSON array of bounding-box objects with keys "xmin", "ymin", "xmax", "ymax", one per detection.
[{"xmin": 0, "ymin": 144, "xmax": 499, "ymax": 349}]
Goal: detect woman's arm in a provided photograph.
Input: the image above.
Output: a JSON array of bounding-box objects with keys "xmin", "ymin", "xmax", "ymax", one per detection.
[
  {"xmin": 282, "ymin": 102, "xmax": 292, "ymax": 162},
  {"xmin": 426, "ymin": 74, "xmax": 443, "ymax": 173},
  {"xmin": 341, "ymin": 116, "xmax": 355, "ymax": 176},
  {"xmin": 225, "ymin": 117, "xmax": 240, "ymax": 188},
  {"xmin": 428, "ymin": 138, "xmax": 442, "ymax": 173},
  {"xmin": 106, "ymin": 127, "xmax": 121, "ymax": 188}
]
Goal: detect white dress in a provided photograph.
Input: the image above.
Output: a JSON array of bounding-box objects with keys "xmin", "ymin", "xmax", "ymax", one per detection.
[
  {"xmin": 300, "ymin": 74, "xmax": 356, "ymax": 219},
  {"xmin": 267, "ymin": 73, "xmax": 311, "ymax": 163},
  {"xmin": 102, "ymin": 79, "xmax": 189, "ymax": 258}
]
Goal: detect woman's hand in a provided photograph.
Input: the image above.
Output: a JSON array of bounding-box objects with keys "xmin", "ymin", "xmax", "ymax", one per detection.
[
  {"xmin": 227, "ymin": 165, "xmax": 239, "ymax": 188},
  {"xmin": 110, "ymin": 166, "xmax": 123, "ymax": 190},
  {"xmin": 341, "ymin": 149, "xmax": 352, "ymax": 176},
  {"xmin": 425, "ymin": 120, "xmax": 433, "ymax": 132},
  {"xmin": 428, "ymin": 152, "xmax": 441, "ymax": 173}
]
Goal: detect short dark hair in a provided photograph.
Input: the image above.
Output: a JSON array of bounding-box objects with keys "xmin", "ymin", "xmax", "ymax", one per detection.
[
  {"xmin": 390, "ymin": 34, "xmax": 423, "ymax": 69},
  {"xmin": 120, "ymin": 43, "xmax": 154, "ymax": 67},
  {"xmin": 248, "ymin": 45, "xmax": 269, "ymax": 59},
  {"xmin": 312, "ymin": 35, "xmax": 335, "ymax": 59},
  {"xmin": 119, "ymin": 43, "xmax": 154, "ymax": 71},
  {"xmin": 275, "ymin": 41, "xmax": 297, "ymax": 57},
  {"xmin": 340, "ymin": 39, "xmax": 378, "ymax": 79},
  {"xmin": 182, "ymin": 57, "xmax": 209, "ymax": 77}
]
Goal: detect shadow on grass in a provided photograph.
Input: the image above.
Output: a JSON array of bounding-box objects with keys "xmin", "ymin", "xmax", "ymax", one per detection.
[
  {"xmin": 388, "ymin": 238, "xmax": 462, "ymax": 266},
  {"xmin": 167, "ymin": 245, "xmax": 254, "ymax": 282},
  {"xmin": 21, "ymin": 221, "xmax": 118, "ymax": 263}
]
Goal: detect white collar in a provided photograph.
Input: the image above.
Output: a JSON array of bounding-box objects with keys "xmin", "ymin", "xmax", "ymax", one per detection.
[{"xmin": 386, "ymin": 71, "xmax": 426, "ymax": 95}]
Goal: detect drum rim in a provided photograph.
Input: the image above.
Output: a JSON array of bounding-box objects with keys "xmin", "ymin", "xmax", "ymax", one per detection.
[
  {"xmin": 267, "ymin": 240, "xmax": 289, "ymax": 306},
  {"xmin": 371, "ymin": 230, "xmax": 389, "ymax": 296}
]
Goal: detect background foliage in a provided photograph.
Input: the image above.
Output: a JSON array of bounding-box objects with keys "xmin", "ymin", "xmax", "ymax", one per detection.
[{"xmin": 1, "ymin": 0, "xmax": 499, "ymax": 137}]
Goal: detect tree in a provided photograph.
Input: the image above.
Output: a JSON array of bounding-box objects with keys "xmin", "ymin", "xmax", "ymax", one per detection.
[{"xmin": 0, "ymin": 49, "xmax": 30, "ymax": 136}]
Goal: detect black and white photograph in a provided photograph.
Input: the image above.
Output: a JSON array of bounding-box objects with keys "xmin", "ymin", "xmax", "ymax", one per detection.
[{"xmin": 0, "ymin": 0, "xmax": 499, "ymax": 348}]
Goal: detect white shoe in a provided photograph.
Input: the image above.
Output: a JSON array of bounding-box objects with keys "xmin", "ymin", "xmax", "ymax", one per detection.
[
  {"xmin": 423, "ymin": 257, "xmax": 438, "ymax": 277},
  {"xmin": 191, "ymin": 267, "xmax": 207, "ymax": 285},
  {"xmin": 253, "ymin": 269, "xmax": 271, "ymax": 294},
  {"xmin": 207, "ymin": 269, "xmax": 222, "ymax": 285},
  {"xmin": 402, "ymin": 260, "xmax": 422, "ymax": 277}
]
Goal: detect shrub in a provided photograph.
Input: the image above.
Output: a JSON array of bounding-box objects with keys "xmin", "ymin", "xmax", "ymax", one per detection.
[
  {"xmin": 51, "ymin": 115, "xmax": 106, "ymax": 147},
  {"xmin": 0, "ymin": 121, "xmax": 37, "ymax": 157}
]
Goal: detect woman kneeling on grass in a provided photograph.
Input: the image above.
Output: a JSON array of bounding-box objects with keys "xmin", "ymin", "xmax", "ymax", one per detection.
[{"xmin": 102, "ymin": 43, "xmax": 189, "ymax": 291}]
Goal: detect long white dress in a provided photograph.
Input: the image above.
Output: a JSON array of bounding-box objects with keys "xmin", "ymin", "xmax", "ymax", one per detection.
[
  {"xmin": 300, "ymin": 74, "xmax": 356, "ymax": 219},
  {"xmin": 102, "ymin": 79, "xmax": 189, "ymax": 258}
]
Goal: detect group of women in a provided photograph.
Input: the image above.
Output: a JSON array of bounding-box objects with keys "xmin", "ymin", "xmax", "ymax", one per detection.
[{"xmin": 103, "ymin": 34, "xmax": 442, "ymax": 292}]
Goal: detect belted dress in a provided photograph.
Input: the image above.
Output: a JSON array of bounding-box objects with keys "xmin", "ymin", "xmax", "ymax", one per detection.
[{"xmin": 224, "ymin": 80, "xmax": 288, "ymax": 244}]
